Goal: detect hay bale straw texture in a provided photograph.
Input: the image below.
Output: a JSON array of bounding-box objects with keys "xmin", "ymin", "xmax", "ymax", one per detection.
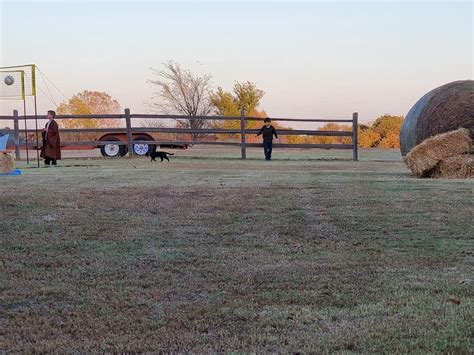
[
  {"xmin": 404, "ymin": 128, "xmax": 472, "ymax": 177},
  {"xmin": 0, "ymin": 151, "xmax": 15, "ymax": 173},
  {"xmin": 431, "ymin": 155, "xmax": 474, "ymax": 179}
]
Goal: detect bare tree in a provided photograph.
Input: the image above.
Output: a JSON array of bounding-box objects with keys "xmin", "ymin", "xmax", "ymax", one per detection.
[
  {"xmin": 139, "ymin": 119, "xmax": 165, "ymax": 128},
  {"xmin": 148, "ymin": 61, "xmax": 213, "ymax": 140}
]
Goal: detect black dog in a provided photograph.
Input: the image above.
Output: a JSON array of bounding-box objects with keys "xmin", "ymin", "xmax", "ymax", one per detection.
[{"xmin": 150, "ymin": 151, "xmax": 174, "ymax": 162}]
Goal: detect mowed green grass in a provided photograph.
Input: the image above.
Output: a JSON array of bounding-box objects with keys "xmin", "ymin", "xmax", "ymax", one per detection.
[{"xmin": 1, "ymin": 156, "xmax": 473, "ymax": 352}]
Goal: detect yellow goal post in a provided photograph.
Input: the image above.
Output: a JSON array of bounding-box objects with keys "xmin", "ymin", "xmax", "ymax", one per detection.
[{"xmin": 0, "ymin": 64, "xmax": 36, "ymax": 100}]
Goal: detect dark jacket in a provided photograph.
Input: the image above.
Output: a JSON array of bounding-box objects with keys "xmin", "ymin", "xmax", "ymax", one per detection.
[
  {"xmin": 257, "ymin": 125, "xmax": 278, "ymax": 141},
  {"xmin": 40, "ymin": 120, "xmax": 61, "ymax": 160}
]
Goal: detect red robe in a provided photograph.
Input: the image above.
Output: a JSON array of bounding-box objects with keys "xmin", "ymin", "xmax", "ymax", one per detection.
[{"xmin": 40, "ymin": 120, "xmax": 61, "ymax": 160}]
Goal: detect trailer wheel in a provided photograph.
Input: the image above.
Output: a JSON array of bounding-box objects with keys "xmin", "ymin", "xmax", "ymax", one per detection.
[
  {"xmin": 133, "ymin": 135, "xmax": 156, "ymax": 156},
  {"xmin": 100, "ymin": 137, "xmax": 127, "ymax": 157}
]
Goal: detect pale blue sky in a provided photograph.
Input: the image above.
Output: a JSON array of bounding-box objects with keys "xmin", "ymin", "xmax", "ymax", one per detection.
[{"xmin": 0, "ymin": 0, "xmax": 472, "ymax": 126}]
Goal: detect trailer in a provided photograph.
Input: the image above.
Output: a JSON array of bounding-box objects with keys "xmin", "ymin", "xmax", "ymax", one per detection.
[
  {"xmin": 95, "ymin": 132, "xmax": 188, "ymax": 157},
  {"xmin": 1, "ymin": 130, "xmax": 188, "ymax": 157}
]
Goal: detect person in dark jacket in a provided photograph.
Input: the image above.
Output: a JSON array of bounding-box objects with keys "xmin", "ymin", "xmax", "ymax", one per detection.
[
  {"xmin": 256, "ymin": 117, "xmax": 278, "ymax": 161},
  {"xmin": 40, "ymin": 110, "xmax": 61, "ymax": 166}
]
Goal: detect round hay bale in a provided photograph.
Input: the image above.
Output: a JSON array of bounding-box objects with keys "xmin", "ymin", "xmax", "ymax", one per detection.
[
  {"xmin": 0, "ymin": 151, "xmax": 15, "ymax": 173},
  {"xmin": 400, "ymin": 80, "xmax": 474, "ymax": 156}
]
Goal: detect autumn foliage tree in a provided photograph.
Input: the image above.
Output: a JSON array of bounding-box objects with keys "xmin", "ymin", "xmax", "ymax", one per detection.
[
  {"xmin": 57, "ymin": 90, "xmax": 121, "ymax": 129},
  {"xmin": 285, "ymin": 115, "xmax": 403, "ymax": 147},
  {"xmin": 56, "ymin": 90, "xmax": 121, "ymax": 142},
  {"xmin": 373, "ymin": 115, "xmax": 404, "ymax": 148},
  {"xmin": 211, "ymin": 82, "xmax": 260, "ymax": 140},
  {"xmin": 210, "ymin": 82, "xmax": 289, "ymax": 142},
  {"xmin": 358, "ymin": 115, "xmax": 404, "ymax": 148},
  {"xmin": 317, "ymin": 123, "xmax": 352, "ymax": 144},
  {"xmin": 211, "ymin": 81, "xmax": 265, "ymax": 119},
  {"xmin": 358, "ymin": 127, "xmax": 381, "ymax": 148},
  {"xmin": 286, "ymin": 123, "xmax": 352, "ymax": 145}
]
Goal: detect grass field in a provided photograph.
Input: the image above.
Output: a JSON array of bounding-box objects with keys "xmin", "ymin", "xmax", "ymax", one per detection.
[
  {"xmin": 53, "ymin": 146, "xmax": 403, "ymax": 162},
  {"xmin": 1, "ymin": 155, "xmax": 473, "ymax": 352}
]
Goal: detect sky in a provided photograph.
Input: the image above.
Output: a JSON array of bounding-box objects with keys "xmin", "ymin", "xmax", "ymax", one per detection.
[{"xmin": 0, "ymin": 0, "xmax": 472, "ymax": 128}]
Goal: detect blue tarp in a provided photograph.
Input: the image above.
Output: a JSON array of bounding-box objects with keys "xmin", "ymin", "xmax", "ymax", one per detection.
[
  {"xmin": 0, "ymin": 169, "xmax": 21, "ymax": 176},
  {"xmin": 0, "ymin": 134, "xmax": 9, "ymax": 150}
]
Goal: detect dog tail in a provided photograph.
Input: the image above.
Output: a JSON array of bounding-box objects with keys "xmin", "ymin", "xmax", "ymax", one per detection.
[{"xmin": 165, "ymin": 152, "xmax": 175, "ymax": 155}]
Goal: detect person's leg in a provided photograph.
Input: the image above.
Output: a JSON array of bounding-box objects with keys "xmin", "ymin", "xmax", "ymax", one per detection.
[
  {"xmin": 51, "ymin": 158, "xmax": 57, "ymax": 166},
  {"xmin": 44, "ymin": 156, "xmax": 51, "ymax": 166},
  {"xmin": 263, "ymin": 141, "xmax": 270, "ymax": 160},
  {"xmin": 268, "ymin": 142, "xmax": 273, "ymax": 160}
]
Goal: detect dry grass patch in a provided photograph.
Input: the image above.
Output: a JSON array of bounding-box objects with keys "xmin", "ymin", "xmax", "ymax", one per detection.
[{"xmin": 1, "ymin": 158, "xmax": 473, "ymax": 352}]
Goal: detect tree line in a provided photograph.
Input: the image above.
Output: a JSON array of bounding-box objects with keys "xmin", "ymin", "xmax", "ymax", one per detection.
[{"xmin": 56, "ymin": 61, "xmax": 404, "ymax": 148}]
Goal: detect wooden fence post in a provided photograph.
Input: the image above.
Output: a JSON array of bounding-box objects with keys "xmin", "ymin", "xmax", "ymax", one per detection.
[
  {"xmin": 13, "ymin": 110, "xmax": 20, "ymax": 160},
  {"xmin": 240, "ymin": 109, "xmax": 246, "ymax": 159},
  {"xmin": 125, "ymin": 108, "xmax": 133, "ymax": 156},
  {"xmin": 352, "ymin": 112, "xmax": 358, "ymax": 161}
]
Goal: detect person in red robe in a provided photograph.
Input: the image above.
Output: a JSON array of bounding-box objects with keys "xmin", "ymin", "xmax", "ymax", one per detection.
[{"xmin": 40, "ymin": 110, "xmax": 61, "ymax": 166}]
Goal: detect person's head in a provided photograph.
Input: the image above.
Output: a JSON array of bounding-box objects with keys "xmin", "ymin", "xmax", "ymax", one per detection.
[
  {"xmin": 264, "ymin": 117, "xmax": 271, "ymax": 127},
  {"xmin": 47, "ymin": 110, "xmax": 56, "ymax": 120}
]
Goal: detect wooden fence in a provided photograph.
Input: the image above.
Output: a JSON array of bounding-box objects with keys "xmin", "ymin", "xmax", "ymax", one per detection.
[{"xmin": 0, "ymin": 108, "xmax": 359, "ymax": 160}]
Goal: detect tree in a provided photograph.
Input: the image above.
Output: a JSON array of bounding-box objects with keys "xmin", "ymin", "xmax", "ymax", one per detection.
[
  {"xmin": 312, "ymin": 123, "xmax": 352, "ymax": 144},
  {"xmin": 357, "ymin": 115, "xmax": 404, "ymax": 148},
  {"xmin": 148, "ymin": 61, "xmax": 213, "ymax": 139},
  {"xmin": 211, "ymin": 81, "xmax": 265, "ymax": 116},
  {"xmin": 232, "ymin": 81, "xmax": 265, "ymax": 113},
  {"xmin": 56, "ymin": 90, "xmax": 121, "ymax": 142},
  {"xmin": 139, "ymin": 119, "xmax": 165, "ymax": 128},
  {"xmin": 57, "ymin": 90, "xmax": 121, "ymax": 129},
  {"xmin": 372, "ymin": 115, "xmax": 404, "ymax": 139},
  {"xmin": 210, "ymin": 81, "xmax": 267, "ymax": 141},
  {"xmin": 210, "ymin": 87, "xmax": 240, "ymax": 117},
  {"xmin": 378, "ymin": 131, "xmax": 400, "ymax": 148},
  {"xmin": 358, "ymin": 127, "xmax": 381, "ymax": 148}
]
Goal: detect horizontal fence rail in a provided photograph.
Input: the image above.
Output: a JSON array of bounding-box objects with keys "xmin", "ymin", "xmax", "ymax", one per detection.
[
  {"xmin": 0, "ymin": 114, "xmax": 353, "ymax": 123},
  {"xmin": 8, "ymin": 127, "xmax": 353, "ymax": 136},
  {"xmin": 1, "ymin": 108, "xmax": 359, "ymax": 161},
  {"xmin": 48, "ymin": 140, "xmax": 354, "ymax": 149}
]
